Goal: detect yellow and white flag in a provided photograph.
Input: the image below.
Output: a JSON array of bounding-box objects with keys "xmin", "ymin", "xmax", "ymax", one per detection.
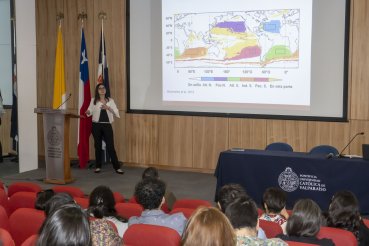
[{"xmin": 53, "ymin": 25, "xmax": 66, "ymax": 109}]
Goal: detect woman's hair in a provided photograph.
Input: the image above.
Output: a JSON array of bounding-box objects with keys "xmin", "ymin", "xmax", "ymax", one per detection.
[
  {"xmin": 37, "ymin": 203, "xmax": 91, "ymax": 246},
  {"xmin": 93, "ymin": 83, "xmax": 109, "ymax": 105},
  {"xmin": 88, "ymin": 185, "xmax": 124, "ymax": 221},
  {"xmin": 327, "ymin": 190, "xmax": 361, "ymax": 238},
  {"xmin": 217, "ymin": 183, "xmax": 248, "ymax": 213},
  {"xmin": 142, "ymin": 167, "xmax": 159, "ymax": 179},
  {"xmin": 35, "ymin": 189, "xmax": 55, "ymax": 210},
  {"xmin": 44, "ymin": 193, "xmax": 74, "ymax": 217},
  {"xmin": 262, "ymin": 187, "xmax": 287, "ymax": 214},
  {"xmin": 225, "ymin": 196, "xmax": 258, "ymax": 230},
  {"xmin": 286, "ymin": 199, "xmax": 322, "ymax": 237},
  {"xmin": 181, "ymin": 207, "xmax": 236, "ymax": 246}
]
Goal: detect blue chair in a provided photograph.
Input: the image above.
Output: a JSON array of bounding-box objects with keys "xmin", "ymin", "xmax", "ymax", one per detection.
[
  {"xmin": 265, "ymin": 142, "xmax": 293, "ymax": 152},
  {"xmin": 309, "ymin": 145, "xmax": 339, "ymax": 156}
]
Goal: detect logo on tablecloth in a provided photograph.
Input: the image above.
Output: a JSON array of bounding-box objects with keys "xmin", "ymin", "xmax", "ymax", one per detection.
[{"xmin": 278, "ymin": 167, "xmax": 299, "ymax": 192}]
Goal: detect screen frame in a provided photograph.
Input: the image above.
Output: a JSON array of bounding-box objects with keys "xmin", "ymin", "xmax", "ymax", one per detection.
[{"xmin": 126, "ymin": 0, "xmax": 350, "ymax": 122}]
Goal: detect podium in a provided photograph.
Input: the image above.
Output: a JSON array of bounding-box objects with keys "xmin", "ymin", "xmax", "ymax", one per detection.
[{"xmin": 35, "ymin": 108, "xmax": 79, "ymax": 184}]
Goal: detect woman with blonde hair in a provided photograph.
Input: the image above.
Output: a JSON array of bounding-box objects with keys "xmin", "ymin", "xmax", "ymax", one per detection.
[{"xmin": 181, "ymin": 206, "xmax": 236, "ymax": 246}]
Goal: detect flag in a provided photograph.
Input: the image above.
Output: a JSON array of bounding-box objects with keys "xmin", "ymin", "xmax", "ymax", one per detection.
[
  {"xmin": 53, "ymin": 25, "xmax": 66, "ymax": 109},
  {"xmin": 77, "ymin": 27, "xmax": 92, "ymax": 169},
  {"xmin": 97, "ymin": 27, "xmax": 110, "ymax": 97}
]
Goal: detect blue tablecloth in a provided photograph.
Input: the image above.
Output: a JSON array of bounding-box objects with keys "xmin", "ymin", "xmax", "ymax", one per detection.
[{"xmin": 215, "ymin": 149, "xmax": 369, "ymax": 213}]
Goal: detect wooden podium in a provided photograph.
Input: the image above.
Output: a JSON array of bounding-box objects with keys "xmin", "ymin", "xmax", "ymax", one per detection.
[{"xmin": 35, "ymin": 108, "xmax": 79, "ymax": 184}]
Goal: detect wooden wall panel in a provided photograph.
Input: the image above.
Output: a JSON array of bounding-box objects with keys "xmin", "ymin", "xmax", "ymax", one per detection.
[
  {"xmin": 267, "ymin": 120, "xmax": 308, "ymax": 152},
  {"xmin": 350, "ymin": 0, "xmax": 369, "ymax": 120},
  {"xmin": 229, "ymin": 118, "xmax": 267, "ymax": 150},
  {"xmin": 158, "ymin": 115, "xmax": 193, "ymax": 168},
  {"xmin": 307, "ymin": 122, "xmax": 350, "ymax": 154},
  {"xmin": 193, "ymin": 117, "xmax": 228, "ymax": 170},
  {"xmin": 125, "ymin": 114, "xmax": 158, "ymax": 165},
  {"xmin": 348, "ymin": 120, "xmax": 369, "ymax": 155}
]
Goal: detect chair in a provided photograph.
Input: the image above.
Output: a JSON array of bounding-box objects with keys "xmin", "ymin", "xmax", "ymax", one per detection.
[
  {"xmin": 9, "ymin": 208, "xmax": 45, "ymax": 246},
  {"xmin": 74, "ymin": 197, "xmax": 89, "ymax": 209},
  {"xmin": 113, "ymin": 192, "xmax": 125, "ymax": 203},
  {"xmin": 52, "ymin": 185, "xmax": 85, "ymax": 198},
  {"xmin": 0, "ymin": 228, "xmax": 15, "ymax": 246},
  {"xmin": 309, "ymin": 145, "xmax": 339, "ymax": 156},
  {"xmin": 115, "ymin": 203, "xmax": 143, "ymax": 219},
  {"xmin": 7, "ymin": 182, "xmax": 41, "ymax": 198},
  {"xmin": 172, "ymin": 199, "xmax": 212, "ymax": 210},
  {"xmin": 123, "ymin": 224, "xmax": 181, "ymax": 246},
  {"xmin": 285, "ymin": 241, "xmax": 319, "ymax": 246},
  {"xmin": 363, "ymin": 218, "xmax": 369, "ymax": 228},
  {"xmin": 20, "ymin": 234, "xmax": 37, "ymax": 246},
  {"xmin": 258, "ymin": 219, "xmax": 283, "ymax": 238},
  {"xmin": 8, "ymin": 192, "xmax": 37, "ymax": 215},
  {"xmin": 317, "ymin": 226, "xmax": 357, "ymax": 246},
  {"xmin": 0, "ymin": 189, "xmax": 10, "ymax": 216},
  {"xmin": 265, "ymin": 142, "xmax": 293, "ymax": 152},
  {"xmin": 0, "ymin": 205, "xmax": 10, "ymax": 232},
  {"xmin": 169, "ymin": 207, "xmax": 195, "ymax": 219}
]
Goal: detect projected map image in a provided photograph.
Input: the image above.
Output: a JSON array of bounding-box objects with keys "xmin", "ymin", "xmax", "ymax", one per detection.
[{"xmin": 173, "ymin": 10, "xmax": 300, "ymax": 68}]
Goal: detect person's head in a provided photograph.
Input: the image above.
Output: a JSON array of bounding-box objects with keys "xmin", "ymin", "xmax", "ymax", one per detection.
[
  {"xmin": 262, "ymin": 187, "xmax": 287, "ymax": 214},
  {"xmin": 181, "ymin": 207, "xmax": 236, "ymax": 246},
  {"xmin": 94, "ymin": 84, "xmax": 108, "ymax": 104},
  {"xmin": 37, "ymin": 203, "xmax": 91, "ymax": 246},
  {"xmin": 225, "ymin": 196, "xmax": 258, "ymax": 231},
  {"xmin": 217, "ymin": 183, "xmax": 248, "ymax": 213},
  {"xmin": 44, "ymin": 193, "xmax": 75, "ymax": 217},
  {"xmin": 286, "ymin": 199, "xmax": 322, "ymax": 237},
  {"xmin": 327, "ymin": 190, "xmax": 361, "ymax": 234},
  {"xmin": 134, "ymin": 178, "xmax": 166, "ymax": 210},
  {"xmin": 35, "ymin": 189, "xmax": 55, "ymax": 210},
  {"xmin": 142, "ymin": 167, "xmax": 159, "ymax": 179},
  {"xmin": 88, "ymin": 185, "xmax": 117, "ymax": 218}
]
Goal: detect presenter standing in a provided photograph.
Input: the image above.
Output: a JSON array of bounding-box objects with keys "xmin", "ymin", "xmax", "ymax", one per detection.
[{"xmin": 86, "ymin": 84, "xmax": 123, "ymax": 174}]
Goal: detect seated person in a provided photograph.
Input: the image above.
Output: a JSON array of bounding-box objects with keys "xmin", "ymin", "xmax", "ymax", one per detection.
[
  {"xmin": 259, "ymin": 187, "xmax": 288, "ymax": 234},
  {"xmin": 278, "ymin": 199, "xmax": 334, "ymax": 246},
  {"xmin": 217, "ymin": 183, "xmax": 267, "ymax": 239},
  {"xmin": 37, "ymin": 203, "xmax": 91, "ymax": 246},
  {"xmin": 225, "ymin": 196, "xmax": 287, "ymax": 246},
  {"xmin": 181, "ymin": 206, "xmax": 236, "ymax": 246},
  {"xmin": 35, "ymin": 189, "xmax": 55, "ymax": 211},
  {"xmin": 142, "ymin": 167, "xmax": 176, "ymax": 210},
  {"xmin": 90, "ymin": 218, "xmax": 122, "ymax": 246},
  {"xmin": 326, "ymin": 190, "xmax": 369, "ymax": 246},
  {"xmin": 128, "ymin": 178, "xmax": 187, "ymax": 235},
  {"xmin": 88, "ymin": 185, "xmax": 128, "ymax": 237}
]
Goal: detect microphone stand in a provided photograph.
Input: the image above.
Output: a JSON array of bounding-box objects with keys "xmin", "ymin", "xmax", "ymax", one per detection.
[{"xmin": 338, "ymin": 132, "xmax": 364, "ymax": 158}]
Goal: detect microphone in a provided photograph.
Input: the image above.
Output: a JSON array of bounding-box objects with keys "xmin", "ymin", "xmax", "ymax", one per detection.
[
  {"xmin": 338, "ymin": 132, "xmax": 364, "ymax": 157},
  {"xmin": 56, "ymin": 93, "xmax": 72, "ymax": 110},
  {"xmin": 326, "ymin": 153, "xmax": 335, "ymax": 159}
]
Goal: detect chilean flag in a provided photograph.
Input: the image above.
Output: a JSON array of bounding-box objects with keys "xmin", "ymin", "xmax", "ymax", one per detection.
[{"xmin": 77, "ymin": 27, "xmax": 92, "ymax": 168}]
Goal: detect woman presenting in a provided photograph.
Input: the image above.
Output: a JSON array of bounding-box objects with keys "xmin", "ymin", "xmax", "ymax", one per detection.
[{"xmin": 86, "ymin": 84, "xmax": 124, "ymax": 174}]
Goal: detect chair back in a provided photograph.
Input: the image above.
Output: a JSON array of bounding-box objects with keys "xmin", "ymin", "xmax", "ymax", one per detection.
[
  {"xmin": 172, "ymin": 199, "xmax": 212, "ymax": 210},
  {"xmin": 0, "ymin": 228, "xmax": 15, "ymax": 246},
  {"xmin": 52, "ymin": 185, "xmax": 85, "ymax": 198},
  {"xmin": 20, "ymin": 234, "xmax": 38, "ymax": 246},
  {"xmin": 285, "ymin": 241, "xmax": 319, "ymax": 246},
  {"xmin": 317, "ymin": 226, "xmax": 357, "ymax": 246},
  {"xmin": 0, "ymin": 205, "xmax": 10, "ymax": 232},
  {"xmin": 7, "ymin": 182, "xmax": 41, "ymax": 198},
  {"xmin": 0, "ymin": 189, "xmax": 10, "ymax": 216},
  {"xmin": 113, "ymin": 192, "xmax": 125, "ymax": 203},
  {"xmin": 265, "ymin": 142, "xmax": 293, "ymax": 152},
  {"xmin": 8, "ymin": 192, "xmax": 37, "ymax": 215},
  {"xmin": 259, "ymin": 219, "xmax": 283, "ymax": 238},
  {"xmin": 169, "ymin": 208, "xmax": 195, "ymax": 219},
  {"xmin": 115, "ymin": 203, "xmax": 143, "ymax": 220},
  {"xmin": 74, "ymin": 197, "xmax": 89, "ymax": 209},
  {"xmin": 123, "ymin": 224, "xmax": 180, "ymax": 246},
  {"xmin": 363, "ymin": 218, "xmax": 369, "ymax": 228},
  {"xmin": 9, "ymin": 208, "xmax": 45, "ymax": 246},
  {"xmin": 309, "ymin": 145, "xmax": 339, "ymax": 156}
]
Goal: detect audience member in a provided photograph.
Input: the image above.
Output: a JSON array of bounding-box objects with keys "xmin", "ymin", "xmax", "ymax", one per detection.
[
  {"xmin": 90, "ymin": 218, "xmax": 122, "ymax": 246},
  {"xmin": 88, "ymin": 185, "xmax": 128, "ymax": 237},
  {"xmin": 35, "ymin": 189, "xmax": 55, "ymax": 211},
  {"xmin": 44, "ymin": 192, "xmax": 75, "ymax": 217},
  {"xmin": 128, "ymin": 178, "xmax": 187, "ymax": 235},
  {"xmin": 259, "ymin": 187, "xmax": 288, "ymax": 234},
  {"xmin": 141, "ymin": 167, "xmax": 177, "ymax": 210},
  {"xmin": 217, "ymin": 183, "xmax": 266, "ymax": 239},
  {"xmin": 37, "ymin": 203, "xmax": 91, "ymax": 246},
  {"xmin": 181, "ymin": 206, "xmax": 236, "ymax": 246},
  {"xmin": 326, "ymin": 190, "xmax": 369, "ymax": 246},
  {"xmin": 226, "ymin": 196, "xmax": 287, "ymax": 246},
  {"xmin": 278, "ymin": 199, "xmax": 334, "ymax": 246}
]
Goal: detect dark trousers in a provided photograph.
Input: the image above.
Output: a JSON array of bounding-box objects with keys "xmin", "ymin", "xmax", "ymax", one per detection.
[{"xmin": 92, "ymin": 122, "xmax": 120, "ymax": 170}]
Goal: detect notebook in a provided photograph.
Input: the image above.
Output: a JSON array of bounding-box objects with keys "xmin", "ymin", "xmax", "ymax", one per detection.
[{"xmin": 362, "ymin": 144, "xmax": 369, "ymax": 160}]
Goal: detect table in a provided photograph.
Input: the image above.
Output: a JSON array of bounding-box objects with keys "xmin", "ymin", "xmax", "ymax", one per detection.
[{"xmin": 215, "ymin": 149, "xmax": 369, "ymax": 213}]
